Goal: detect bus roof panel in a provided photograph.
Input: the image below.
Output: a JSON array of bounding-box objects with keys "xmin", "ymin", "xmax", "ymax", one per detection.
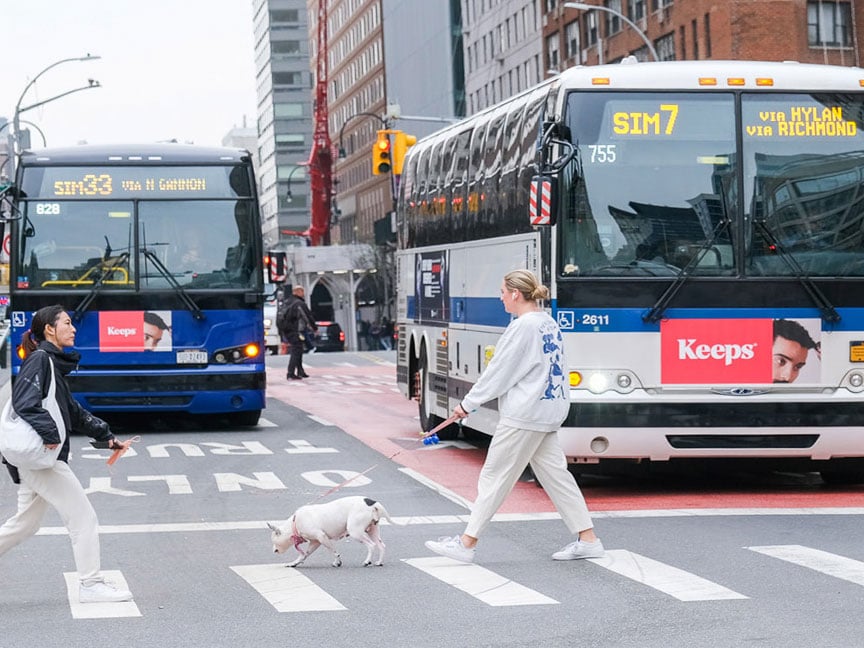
[
  {"xmin": 19, "ymin": 143, "xmax": 250, "ymax": 166},
  {"xmin": 557, "ymin": 60, "xmax": 864, "ymax": 91}
]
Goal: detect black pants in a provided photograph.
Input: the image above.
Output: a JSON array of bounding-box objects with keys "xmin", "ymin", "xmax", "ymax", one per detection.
[{"xmin": 286, "ymin": 334, "xmax": 304, "ymax": 377}]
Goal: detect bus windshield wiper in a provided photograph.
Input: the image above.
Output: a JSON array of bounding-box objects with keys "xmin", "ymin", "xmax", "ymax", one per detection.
[
  {"xmin": 643, "ymin": 215, "xmax": 732, "ymax": 324},
  {"xmin": 73, "ymin": 252, "xmax": 130, "ymax": 323},
  {"xmin": 752, "ymin": 220, "xmax": 840, "ymax": 323},
  {"xmin": 140, "ymin": 246, "xmax": 205, "ymax": 321}
]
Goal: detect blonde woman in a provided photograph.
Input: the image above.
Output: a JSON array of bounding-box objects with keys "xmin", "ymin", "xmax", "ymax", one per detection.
[{"xmin": 425, "ymin": 270, "xmax": 603, "ymax": 563}]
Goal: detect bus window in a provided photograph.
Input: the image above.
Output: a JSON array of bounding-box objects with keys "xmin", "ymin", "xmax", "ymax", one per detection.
[
  {"xmin": 500, "ymin": 101, "xmax": 527, "ymax": 232},
  {"xmin": 19, "ymin": 201, "xmax": 134, "ymax": 290},
  {"xmin": 560, "ymin": 91, "xmax": 736, "ymax": 277},
  {"xmin": 742, "ymin": 93, "xmax": 864, "ymax": 277}
]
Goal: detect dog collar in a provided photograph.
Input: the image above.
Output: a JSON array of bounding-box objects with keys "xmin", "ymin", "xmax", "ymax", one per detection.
[{"xmin": 290, "ymin": 514, "xmax": 306, "ymax": 551}]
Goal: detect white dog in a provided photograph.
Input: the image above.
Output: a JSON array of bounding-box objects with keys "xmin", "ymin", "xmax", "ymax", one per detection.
[{"xmin": 268, "ymin": 496, "xmax": 394, "ymax": 567}]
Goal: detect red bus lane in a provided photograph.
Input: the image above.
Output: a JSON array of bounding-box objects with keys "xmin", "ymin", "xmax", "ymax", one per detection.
[{"xmin": 267, "ymin": 364, "xmax": 864, "ymax": 512}]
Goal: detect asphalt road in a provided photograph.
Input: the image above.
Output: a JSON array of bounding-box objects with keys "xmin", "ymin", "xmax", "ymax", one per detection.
[{"xmin": 1, "ymin": 352, "xmax": 863, "ymax": 647}]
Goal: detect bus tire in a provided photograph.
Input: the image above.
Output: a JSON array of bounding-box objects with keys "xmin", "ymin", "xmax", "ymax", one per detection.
[
  {"xmin": 229, "ymin": 409, "xmax": 261, "ymax": 427},
  {"xmin": 820, "ymin": 458, "xmax": 864, "ymax": 485}
]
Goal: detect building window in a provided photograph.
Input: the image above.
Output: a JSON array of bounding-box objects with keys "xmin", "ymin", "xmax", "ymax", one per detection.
[
  {"xmin": 274, "ymin": 103, "xmax": 304, "ymax": 118},
  {"xmin": 584, "ymin": 11, "xmax": 599, "ymax": 46},
  {"xmin": 655, "ymin": 32, "xmax": 675, "ymax": 60},
  {"xmin": 679, "ymin": 26, "xmax": 686, "ymax": 59},
  {"xmin": 692, "ymin": 18, "xmax": 699, "ymax": 59},
  {"xmin": 651, "ymin": 0, "xmax": 672, "ymax": 9},
  {"xmin": 808, "ymin": 1, "xmax": 852, "ymax": 47},
  {"xmin": 546, "ymin": 34, "xmax": 560, "ymax": 72},
  {"xmin": 565, "ymin": 20, "xmax": 581, "ymax": 62},
  {"xmin": 628, "ymin": 0, "xmax": 645, "ymax": 21},
  {"xmin": 704, "ymin": 12, "xmax": 712, "ymax": 57},
  {"xmin": 604, "ymin": 0, "xmax": 622, "ymax": 35}
]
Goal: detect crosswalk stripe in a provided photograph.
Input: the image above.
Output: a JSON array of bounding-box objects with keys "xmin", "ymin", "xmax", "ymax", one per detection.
[
  {"xmin": 403, "ymin": 557, "xmax": 558, "ymax": 606},
  {"xmin": 231, "ymin": 564, "xmax": 346, "ymax": 612},
  {"xmin": 64, "ymin": 570, "xmax": 141, "ymax": 619},
  {"xmin": 588, "ymin": 550, "xmax": 749, "ymax": 601},
  {"xmin": 747, "ymin": 545, "xmax": 864, "ymax": 586}
]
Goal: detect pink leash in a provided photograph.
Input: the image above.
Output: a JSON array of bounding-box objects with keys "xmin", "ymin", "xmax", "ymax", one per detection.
[{"xmin": 309, "ymin": 413, "xmax": 463, "ymax": 503}]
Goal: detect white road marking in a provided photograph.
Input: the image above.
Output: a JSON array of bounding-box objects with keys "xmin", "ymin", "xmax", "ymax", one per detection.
[
  {"xmin": 231, "ymin": 564, "xmax": 346, "ymax": 612},
  {"xmin": 404, "ymin": 557, "xmax": 558, "ymax": 606},
  {"xmin": 64, "ymin": 570, "xmax": 141, "ymax": 619},
  {"xmin": 748, "ymin": 545, "xmax": 864, "ymax": 587},
  {"xmin": 257, "ymin": 417, "xmax": 279, "ymax": 428},
  {"xmin": 398, "ymin": 467, "xmax": 473, "ymax": 509},
  {"xmin": 588, "ymin": 550, "xmax": 748, "ymax": 601},
  {"xmin": 285, "ymin": 438, "xmax": 338, "ymax": 453},
  {"xmin": 307, "ymin": 415, "xmax": 335, "ymax": 427},
  {"xmin": 30, "ymin": 507, "xmax": 864, "ymax": 537}
]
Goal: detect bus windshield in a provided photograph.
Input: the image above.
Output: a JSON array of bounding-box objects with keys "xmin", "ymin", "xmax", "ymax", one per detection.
[
  {"xmin": 17, "ymin": 167, "xmax": 258, "ymax": 291},
  {"xmin": 742, "ymin": 93, "xmax": 864, "ymax": 277},
  {"xmin": 559, "ymin": 91, "xmax": 864, "ymax": 278},
  {"xmin": 559, "ymin": 92, "xmax": 736, "ymax": 277}
]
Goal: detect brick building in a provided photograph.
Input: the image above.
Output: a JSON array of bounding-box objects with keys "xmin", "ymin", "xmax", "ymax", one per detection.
[{"xmin": 543, "ymin": 0, "xmax": 863, "ymax": 72}]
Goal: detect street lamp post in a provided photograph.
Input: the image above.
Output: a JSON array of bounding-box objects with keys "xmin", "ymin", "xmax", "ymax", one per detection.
[
  {"xmin": 284, "ymin": 163, "xmax": 308, "ymax": 203},
  {"xmin": 563, "ymin": 2, "xmax": 659, "ymax": 62},
  {"xmin": 337, "ymin": 111, "xmax": 387, "ymax": 159},
  {"xmin": 7, "ymin": 55, "xmax": 101, "ymax": 176}
]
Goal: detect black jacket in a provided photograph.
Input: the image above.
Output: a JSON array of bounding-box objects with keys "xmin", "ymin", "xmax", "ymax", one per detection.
[{"xmin": 4, "ymin": 341, "xmax": 113, "ymax": 469}]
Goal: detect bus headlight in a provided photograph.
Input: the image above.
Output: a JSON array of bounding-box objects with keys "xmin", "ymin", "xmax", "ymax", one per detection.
[
  {"xmin": 214, "ymin": 343, "xmax": 261, "ymax": 364},
  {"xmin": 617, "ymin": 374, "xmax": 632, "ymax": 389},
  {"xmin": 569, "ymin": 371, "xmax": 582, "ymax": 387},
  {"xmin": 588, "ymin": 373, "xmax": 609, "ymax": 393},
  {"xmin": 848, "ymin": 371, "xmax": 864, "ymax": 390}
]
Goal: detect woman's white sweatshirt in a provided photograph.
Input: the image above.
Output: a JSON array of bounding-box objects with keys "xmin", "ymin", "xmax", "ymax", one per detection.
[{"xmin": 461, "ymin": 310, "xmax": 569, "ymax": 432}]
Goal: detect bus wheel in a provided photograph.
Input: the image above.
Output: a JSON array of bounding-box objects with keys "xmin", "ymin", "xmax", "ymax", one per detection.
[
  {"xmin": 417, "ymin": 352, "xmax": 459, "ymax": 441},
  {"xmin": 229, "ymin": 409, "xmax": 261, "ymax": 427},
  {"xmin": 820, "ymin": 458, "xmax": 864, "ymax": 485}
]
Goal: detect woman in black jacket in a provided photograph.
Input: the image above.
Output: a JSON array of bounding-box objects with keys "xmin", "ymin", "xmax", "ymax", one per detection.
[{"xmin": 0, "ymin": 305, "xmax": 134, "ymax": 604}]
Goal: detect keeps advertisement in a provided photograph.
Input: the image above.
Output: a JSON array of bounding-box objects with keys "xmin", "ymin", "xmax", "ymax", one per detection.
[{"xmin": 661, "ymin": 318, "xmax": 821, "ymax": 385}]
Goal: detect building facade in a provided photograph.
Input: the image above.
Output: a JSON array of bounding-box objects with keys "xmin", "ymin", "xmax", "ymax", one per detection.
[
  {"xmin": 542, "ymin": 0, "xmax": 864, "ymax": 71},
  {"xmin": 462, "ymin": 0, "xmax": 544, "ymax": 115},
  {"xmin": 253, "ymin": 0, "xmax": 315, "ymax": 250}
]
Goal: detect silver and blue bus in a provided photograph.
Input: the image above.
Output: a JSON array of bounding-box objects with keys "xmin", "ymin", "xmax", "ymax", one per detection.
[{"xmin": 396, "ymin": 59, "xmax": 864, "ymax": 483}]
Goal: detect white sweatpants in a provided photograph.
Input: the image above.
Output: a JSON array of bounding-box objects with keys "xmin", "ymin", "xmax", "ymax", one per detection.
[
  {"xmin": 0, "ymin": 461, "xmax": 102, "ymax": 584},
  {"xmin": 465, "ymin": 424, "xmax": 594, "ymax": 538}
]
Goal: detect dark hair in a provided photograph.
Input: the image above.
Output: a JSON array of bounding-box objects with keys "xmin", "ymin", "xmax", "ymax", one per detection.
[
  {"xmin": 22, "ymin": 304, "xmax": 67, "ymax": 355},
  {"xmin": 773, "ymin": 318, "xmax": 818, "ymax": 350},
  {"xmin": 144, "ymin": 311, "xmax": 170, "ymax": 331}
]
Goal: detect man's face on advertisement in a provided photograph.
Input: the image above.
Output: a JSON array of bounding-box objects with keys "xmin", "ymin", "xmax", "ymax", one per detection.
[
  {"xmin": 772, "ymin": 335, "xmax": 808, "ymax": 383},
  {"xmin": 143, "ymin": 321, "xmax": 164, "ymax": 350}
]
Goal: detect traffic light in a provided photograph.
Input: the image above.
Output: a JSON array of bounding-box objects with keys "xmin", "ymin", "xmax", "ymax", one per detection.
[
  {"xmin": 392, "ymin": 131, "xmax": 417, "ymax": 175},
  {"xmin": 372, "ymin": 130, "xmax": 391, "ymax": 175}
]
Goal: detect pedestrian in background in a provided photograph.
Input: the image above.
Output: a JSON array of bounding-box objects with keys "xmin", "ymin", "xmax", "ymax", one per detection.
[
  {"xmin": 277, "ymin": 285, "xmax": 316, "ymax": 379},
  {"xmin": 425, "ymin": 270, "xmax": 603, "ymax": 563},
  {"xmin": 0, "ymin": 304, "xmax": 134, "ymax": 603}
]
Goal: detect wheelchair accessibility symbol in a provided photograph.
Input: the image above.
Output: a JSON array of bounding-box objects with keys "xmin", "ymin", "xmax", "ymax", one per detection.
[
  {"xmin": 11, "ymin": 311, "xmax": 27, "ymax": 328},
  {"xmin": 556, "ymin": 311, "xmax": 575, "ymax": 330}
]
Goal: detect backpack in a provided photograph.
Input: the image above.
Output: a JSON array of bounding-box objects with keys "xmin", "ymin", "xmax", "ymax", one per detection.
[{"xmin": 276, "ymin": 300, "xmax": 301, "ymax": 336}]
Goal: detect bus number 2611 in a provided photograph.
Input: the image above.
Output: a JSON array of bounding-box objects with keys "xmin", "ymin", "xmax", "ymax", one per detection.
[{"xmin": 582, "ymin": 314, "xmax": 610, "ymax": 326}]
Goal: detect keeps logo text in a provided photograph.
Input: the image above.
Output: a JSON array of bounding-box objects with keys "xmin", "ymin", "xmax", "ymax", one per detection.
[
  {"xmin": 661, "ymin": 319, "xmax": 773, "ymax": 384},
  {"xmin": 99, "ymin": 311, "xmax": 143, "ymax": 352}
]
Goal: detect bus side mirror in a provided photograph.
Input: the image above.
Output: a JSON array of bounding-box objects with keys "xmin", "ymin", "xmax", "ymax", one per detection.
[
  {"xmin": 529, "ymin": 175, "xmax": 559, "ymax": 227},
  {"xmin": 266, "ymin": 251, "xmax": 287, "ymax": 283}
]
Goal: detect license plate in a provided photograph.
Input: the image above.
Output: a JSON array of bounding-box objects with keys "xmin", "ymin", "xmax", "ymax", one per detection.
[{"xmin": 176, "ymin": 350, "xmax": 208, "ymax": 364}]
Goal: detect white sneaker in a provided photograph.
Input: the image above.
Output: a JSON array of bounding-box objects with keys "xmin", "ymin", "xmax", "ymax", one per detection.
[
  {"xmin": 79, "ymin": 580, "xmax": 133, "ymax": 603},
  {"xmin": 552, "ymin": 539, "xmax": 605, "ymax": 561},
  {"xmin": 425, "ymin": 535, "xmax": 476, "ymax": 563}
]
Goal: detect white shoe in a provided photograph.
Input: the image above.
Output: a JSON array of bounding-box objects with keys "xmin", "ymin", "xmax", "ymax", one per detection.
[
  {"xmin": 425, "ymin": 535, "xmax": 476, "ymax": 563},
  {"xmin": 79, "ymin": 580, "xmax": 133, "ymax": 603},
  {"xmin": 552, "ymin": 539, "xmax": 605, "ymax": 561}
]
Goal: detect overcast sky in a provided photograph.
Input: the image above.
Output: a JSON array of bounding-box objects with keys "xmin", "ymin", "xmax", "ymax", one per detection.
[{"xmin": 1, "ymin": 1, "xmax": 258, "ymax": 148}]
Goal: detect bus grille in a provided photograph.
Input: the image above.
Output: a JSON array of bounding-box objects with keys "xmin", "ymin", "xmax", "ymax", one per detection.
[
  {"xmin": 666, "ymin": 434, "xmax": 819, "ymax": 449},
  {"xmin": 87, "ymin": 396, "xmax": 193, "ymax": 407}
]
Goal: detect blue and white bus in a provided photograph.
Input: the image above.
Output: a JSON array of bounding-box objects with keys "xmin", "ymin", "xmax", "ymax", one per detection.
[
  {"xmin": 396, "ymin": 59, "xmax": 864, "ymax": 483},
  {"xmin": 8, "ymin": 144, "xmax": 267, "ymax": 425}
]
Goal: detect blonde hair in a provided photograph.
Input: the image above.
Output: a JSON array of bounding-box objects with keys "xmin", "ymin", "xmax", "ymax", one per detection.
[{"xmin": 504, "ymin": 269, "xmax": 549, "ymax": 302}]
